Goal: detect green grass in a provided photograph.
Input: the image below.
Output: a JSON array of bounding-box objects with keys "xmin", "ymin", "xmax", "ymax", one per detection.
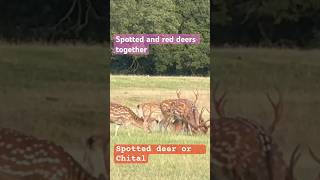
[
  {"xmin": 110, "ymin": 126, "xmax": 210, "ymax": 180},
  {"xmin": 110, "ymin": 75, "xmax": 210, "ymax": 180},
  {"xmin": 111, "ymin": 75, "xmax": 209, "ymax": 90}
]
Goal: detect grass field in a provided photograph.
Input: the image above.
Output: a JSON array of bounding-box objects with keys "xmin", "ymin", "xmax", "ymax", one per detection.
[
  {"xmin": 110, "ymin": 75, "xmax": 210, "ymax": 180},
  {"xmin": 1, "ymin": 44, "xmax": 320, "ymax": 179}
]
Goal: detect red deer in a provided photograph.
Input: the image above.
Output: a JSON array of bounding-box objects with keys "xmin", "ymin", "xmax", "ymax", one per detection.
[{"xmin": 0, "ymin": 127, "xmax": 106, "ymax": 180}]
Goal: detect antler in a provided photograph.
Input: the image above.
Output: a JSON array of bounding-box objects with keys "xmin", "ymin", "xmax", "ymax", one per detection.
[
  {"xmin": 198, "ymin": 107, "xmax": 210, "ymax": 131},
  {"xmin": 193, "ymin": 89, "xmax": 199, "ymax": 104},
  {"xmin": 213, "ymin": 83, "xmax": 227, "ymax": 118},
  {"xmin": 309, "ymin": 147, "xmax": 320, "ymax": 180},
  {"xmin": 266, "ymin": 87, "xmax": 283, "ymax": 134},
  {"xmin": 287, "ymin": 144, "xmax": 301, "ymax": 180},
  {"xmin": 176, "ymin": 89, "xmax": 181, "ymax": 99},
  {"xmin": 309, "ymin": 147, "xmax": 320, "ymax": 165}
]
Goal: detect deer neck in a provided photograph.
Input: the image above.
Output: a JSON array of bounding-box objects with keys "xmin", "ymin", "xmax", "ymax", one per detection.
[{"xmin": 130, "ymin": 112, "xmax": 145, "ymax": 129}]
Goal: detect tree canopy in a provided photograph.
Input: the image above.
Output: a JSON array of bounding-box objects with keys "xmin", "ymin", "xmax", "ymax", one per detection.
[
  {"xmin": 111, "ymin": 0, "xmax": 210, "ymax": 75},
  {"xmin": 0, "ymin": 0, "xmax": 108, "ymax": 42}
]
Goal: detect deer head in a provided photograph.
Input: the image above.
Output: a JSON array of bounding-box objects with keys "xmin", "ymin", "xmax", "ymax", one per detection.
[
  {"xmin": 188, "ymin": 107, "xmax": 210, "ymax": 134},
  {"xmin": 198, "ymin": 107, "xmax": 210, "ymax": 134}
]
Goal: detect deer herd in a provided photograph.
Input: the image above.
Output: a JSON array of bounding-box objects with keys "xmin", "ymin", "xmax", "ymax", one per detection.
[
  {"xmin": 110, "ymin": 89, "xmax": 210, "ymax": 136},
  {"xmin": 1, "ymin": 87, "xmax": 320, "ymax": 179}
]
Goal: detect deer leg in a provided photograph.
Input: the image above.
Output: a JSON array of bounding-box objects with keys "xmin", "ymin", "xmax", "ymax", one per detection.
[
  {"xmin": 174, "ymin": 121, "xmax": 184, "ymax": 133},
  {"xmin": 163, "ymin": 117, "xmax": 172, "ymax": 133},
  {"xmin": 156, "ymin": 117, "xmax": 162, "ymax": 132},
  {"xmin": 159, "ymin": 120, "xmax": 164, "ymax": 132},
  {"xmin": 164, "ymin": 121, "xmax": 170, "ymax": 132},
  {"xmin": 159, "ymin": 116, "xmax": 168, "ymax": 133},
  {"xmin": 115, "ymin": 124, "xmax": 120, "ymax": 136},
  {"xmin": 162, "ymin": 121, "xmax": 168, "ymax": 133},
  {"xmin": 182, "ymin": 122, "xmax": 187, "ymax": 133},
  {"xmin": 157, "ymin": 120, "xmax": 162, "ymax": 132},
  {"xmin": 188, "ymin": 124, "xmax": 193, "ymax": 135},
  {"xmin": 183, "ymin": 122, "xmax": 187, "ymax": 133}
]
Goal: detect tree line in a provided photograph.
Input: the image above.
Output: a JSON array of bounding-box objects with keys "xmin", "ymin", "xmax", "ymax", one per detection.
[
  {"xmin": 110, "ymin": 0, "xmax": 210, "ymax": 75},
  {"xmin": 0, "ymin": 0, "xmax": 108, "ymax": 43},
  {"xmin": 213, "ymin": 0, "xmax": 320, "ymax": 47}
]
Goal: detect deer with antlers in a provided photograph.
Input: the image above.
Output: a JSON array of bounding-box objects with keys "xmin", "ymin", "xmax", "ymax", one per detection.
[
  {"xmin": 160, "ymin": 89, "xmax": 206, "ymax": 134},
  {"xmin": 0, "ymin": 127, "xmax": 107, "ymax": 180},
  {"xmin": 212, "ymin": 84, "xmax": 301, "ymax": 180},
  {"xmin": 159, "ymin": 97, "xmax": 209, "ymax": 134},
  {"xmin": 110, "ymin": 102, "xmax": 153, "ymax": 136},
  {"xmin": 176, "ymin": 89, "xmax": 203, "ymax": 133}
]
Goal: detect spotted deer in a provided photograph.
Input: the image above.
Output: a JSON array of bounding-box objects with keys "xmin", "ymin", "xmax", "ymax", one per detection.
[
  {"xmin": 136, "ymin": 102, "xmax": 164, "ymax": 130},
  {"xmin": 212, "ymin": 115, "xmax": 292, "ymax": 180},
  {"xmin": 172, "ymin": 89, "xmax": 203, "ymax": 133},
  {"xmin": 110, "ymin": 102, "xmax": 152, "ymax": 136},
  {"xmin": 0, "ymin": 127, "xmax": 106, "ymax": 180},
  {"xmin": 212, "ymin": 86, "xmax": 299, "ymax": 180},
  {"xmin": 159, "ymin": 98, "xmax": 209, "ymax": 134}
]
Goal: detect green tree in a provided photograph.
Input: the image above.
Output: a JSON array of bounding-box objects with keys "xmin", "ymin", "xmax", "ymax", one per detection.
[{"xmin": 111, "ymin": 0, "xmax": 210, "ymax": 75}]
